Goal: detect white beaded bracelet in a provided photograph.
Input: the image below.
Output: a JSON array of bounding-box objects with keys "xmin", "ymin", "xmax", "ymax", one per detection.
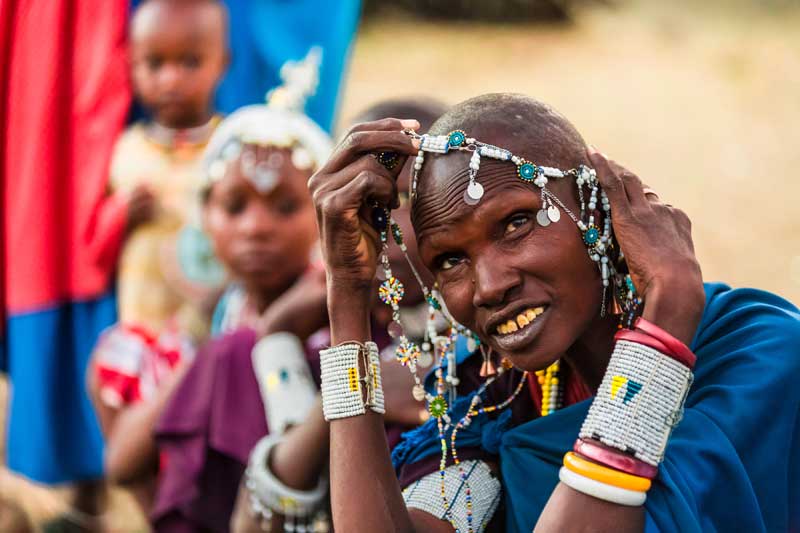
[
  {"xmin": 559, "ymin": 466, "xmax": 647, "ymax": 507},
  {"xmin": 245, "ymin": 435, "xmax": 328, "ymax": 519},
  {"xmin": 579, "ymin": 339, "xmax": 693, "ymax": 466},
  {"xmin": 320, "ymin": 341, "xmax": 384, "ymax": 421}
]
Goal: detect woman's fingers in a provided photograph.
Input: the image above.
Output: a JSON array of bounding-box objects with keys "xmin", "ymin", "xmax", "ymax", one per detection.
[
  {"xmin": 310, "ymin": 155, "xmax": 401, "ymax": 210},
  {"xmin": 588, "ymin": 148, "xmax": 652, "ymax": 213},
  {"xmin": 324, "ymin": 129, "xmax": 420, "ymax": 174},
  {"xmin": 347, "ymin": 117, "xmax": 420, "ymax": 134},
  {"xmin": 317, "ymin": 169, "xmax": 398, "ymax": 221},
  {"xmin": 587, "ymin": 147, "xmax": 631, "ymax": 218}
]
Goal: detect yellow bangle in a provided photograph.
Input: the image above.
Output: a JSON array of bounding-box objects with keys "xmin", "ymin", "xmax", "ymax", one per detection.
[{"xmin": 563, "ymin": 452, "xmax": 652, "ymax": 492}]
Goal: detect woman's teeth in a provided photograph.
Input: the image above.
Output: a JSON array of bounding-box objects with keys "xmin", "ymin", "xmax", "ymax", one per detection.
[{"xmin": 496, "ymin": 307, "xmax": 544, "ymax": 335}]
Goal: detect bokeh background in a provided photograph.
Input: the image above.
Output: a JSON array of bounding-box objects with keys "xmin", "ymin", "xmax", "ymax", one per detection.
[{"xmin": 2, "ymin": 0, "xmax": 799, "ymax": 530}]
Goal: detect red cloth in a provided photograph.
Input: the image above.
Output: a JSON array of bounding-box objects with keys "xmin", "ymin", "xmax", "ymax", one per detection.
[{"xmin": 0, "ymin": 0, "xmax": 131, "ymax": 314}]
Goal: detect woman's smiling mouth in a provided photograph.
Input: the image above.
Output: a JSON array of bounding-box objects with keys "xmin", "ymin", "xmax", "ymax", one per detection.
[{"xmin": 489, "ymin": 305, "xmax": 549, "ymax": 352}]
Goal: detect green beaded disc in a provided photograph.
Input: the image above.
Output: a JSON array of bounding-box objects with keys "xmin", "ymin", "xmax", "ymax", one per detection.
[{"xmin": 428, "ymin": 396, "xmax": 448, "ymax": 418}]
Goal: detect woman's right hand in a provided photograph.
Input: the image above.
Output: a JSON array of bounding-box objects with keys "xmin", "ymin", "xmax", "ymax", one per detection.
[{"xmin": 308, "ymin": 119, "xmax": 420, "ymax": 292}]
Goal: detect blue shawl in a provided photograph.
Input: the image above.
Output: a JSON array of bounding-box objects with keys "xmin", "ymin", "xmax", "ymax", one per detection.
[{"xmin": 392, "ymin": 283, "xmax": 800, "ymax": 532}]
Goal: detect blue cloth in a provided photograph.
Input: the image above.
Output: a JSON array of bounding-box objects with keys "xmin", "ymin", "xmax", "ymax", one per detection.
[
  {"xmin": 4, "ymin": 295, "xmax": 115, "ymax": 483},
  {"xmin": 216, "ymin": 0, "xmax": 361, "ymax": 132},
  {"xmin": 393, "ymin": 283, "xmax": 800, "ymax": 532}
]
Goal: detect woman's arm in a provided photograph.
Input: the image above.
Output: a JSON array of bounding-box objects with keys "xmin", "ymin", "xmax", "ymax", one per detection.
[
  {"xmin": 534, "ymin": 149, "xmax": 705, "ymax": 532},
  {"xmin": 306, "ymin": 118, "xmax": 457, "ymax": 532}
]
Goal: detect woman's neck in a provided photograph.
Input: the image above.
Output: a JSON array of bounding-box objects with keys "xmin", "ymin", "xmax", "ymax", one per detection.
[{"xmin": 564, "ymin": 312, "xmax": 619, "ymax": 392}]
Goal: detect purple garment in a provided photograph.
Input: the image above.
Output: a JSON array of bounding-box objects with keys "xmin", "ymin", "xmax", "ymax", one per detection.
[
  {"xmin": 152, "ymin": 329, "xmax": 267, "ymax": 532},
  {"xmin": 151, "ymin": 325, "xmax": 401, "ymax": 532}
]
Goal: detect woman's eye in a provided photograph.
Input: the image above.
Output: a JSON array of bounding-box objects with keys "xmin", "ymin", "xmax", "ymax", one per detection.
[
  {"xmin": 438, "ymin": 254, "xmax": 464, "ymax": 271},
  {"xmin": 505, "ymin": 214, "xmax": 530, "ymax": 234}
]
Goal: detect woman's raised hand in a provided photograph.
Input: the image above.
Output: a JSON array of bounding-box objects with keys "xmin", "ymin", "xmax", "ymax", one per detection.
[
  {"xmin": 588, "ymin": 147, "xmax": 705, "ymax": 344},
  {"xmin": 308, "ymin": 119, "xmax": 420, "ymax": 291}
]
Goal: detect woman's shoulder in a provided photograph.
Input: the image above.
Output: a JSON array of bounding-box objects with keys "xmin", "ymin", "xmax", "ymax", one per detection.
[
  {"xmin": 694, "ymin": 282, "xmax": 800, "ymax": 359},
  {"xmin": 688, "ymin": 282, "xmax": 800, "ymax": 420}
]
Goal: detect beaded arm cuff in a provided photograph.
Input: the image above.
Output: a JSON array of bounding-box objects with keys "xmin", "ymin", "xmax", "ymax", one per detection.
[
  {"xmin": 252, "ymin": 332, "xmax": 317, "ymax": 435},
  {"xmin": 402, "ymin": 460, "xmax": 501, "ymax": 533},
  {"xmin": 245, "ymin": 435, "xmax": 328, "ymax": 519},
  {"xmin": 579, "ymin": 339, "xmax": 694, "ymax": 466},
  {"xmin": 320, "ymin": 341, "xmax": 384, "ymax": 421}
]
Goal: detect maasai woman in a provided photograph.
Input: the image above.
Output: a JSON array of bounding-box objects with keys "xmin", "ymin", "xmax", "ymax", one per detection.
[{"xmin": 307, "ymin": 93, "xmax": 800, "ymax": 532}]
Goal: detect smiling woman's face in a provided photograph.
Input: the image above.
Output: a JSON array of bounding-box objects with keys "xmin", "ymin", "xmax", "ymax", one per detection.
[{"xmin": 413, "ymin": 142, "xmax": 602, "ymax": 372}]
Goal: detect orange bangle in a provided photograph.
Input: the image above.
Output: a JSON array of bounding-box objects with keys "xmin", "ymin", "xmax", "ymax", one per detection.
[{"xmin": 563, "ymin": 452, "xmax": 652, "ymax": 492}]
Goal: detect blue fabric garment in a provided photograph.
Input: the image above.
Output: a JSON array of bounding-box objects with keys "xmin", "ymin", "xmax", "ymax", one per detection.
[
  {"xmin": 215, "ymin": 0, "xmax": 361, "ymax": 132},
  {"xmin": 4, "ymin": 295, "xmax": 115, "ymax": 483},
  {"xmin": 393, "ymin": 283, "xmax": 800, "ymax": 532}
]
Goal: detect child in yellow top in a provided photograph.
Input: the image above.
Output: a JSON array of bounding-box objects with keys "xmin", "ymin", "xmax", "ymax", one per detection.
[{"xmin": 111, "ymin": 0, "xmax": 229, "ymax": 340}]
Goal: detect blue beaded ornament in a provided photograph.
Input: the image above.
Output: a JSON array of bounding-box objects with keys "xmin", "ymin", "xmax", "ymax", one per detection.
[
  {"xmin": 517, "ymin": 160, "xmax": 538, "ymax": 182},
  {"xmin": 448, "ymin": 130, "xmax": 466, "ymax": 148}
]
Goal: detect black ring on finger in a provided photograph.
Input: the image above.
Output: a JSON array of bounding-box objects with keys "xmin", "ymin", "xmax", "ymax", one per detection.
[{"xmin": 375, "ymin": 151, "xmax": 399, "ymax": 170}]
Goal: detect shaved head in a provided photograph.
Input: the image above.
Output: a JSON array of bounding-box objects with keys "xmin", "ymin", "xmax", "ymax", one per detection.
[{"xmin": 428, "ymin": 93, "xmax": 587, "ymax": 169}]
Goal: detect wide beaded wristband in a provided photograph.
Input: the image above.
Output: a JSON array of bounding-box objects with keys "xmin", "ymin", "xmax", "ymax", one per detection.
[
  {"xmin": 245, "ymin": 435, "xmax": 328, "ymax": 520},
  {"xmin": 320, "ymin": 341, "xmax": 384, "ymax": 421},
  {"xmin": 579, "ymin": 338, "xmax": 694, "ymax": 466}
]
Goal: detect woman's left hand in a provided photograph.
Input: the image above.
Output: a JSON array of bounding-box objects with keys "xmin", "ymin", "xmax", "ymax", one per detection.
[{"xmin": 588, "ymin": 148, "xmax": 705, "ymax": 345}]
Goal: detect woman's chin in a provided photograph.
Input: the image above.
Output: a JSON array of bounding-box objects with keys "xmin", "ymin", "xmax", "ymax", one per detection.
[{"xmin": 503, "ymin": 350, "xmax": 561, "ymax": 373}]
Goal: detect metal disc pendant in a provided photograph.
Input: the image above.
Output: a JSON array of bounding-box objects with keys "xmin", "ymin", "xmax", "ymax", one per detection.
[
  {"xmin": 467, "ymin": 181, "xmax": 484, "ymax": 201},
  {"xmin": 536, "ymin": 209, "xmax": 551, "ymax": 227},
  {"xmin": 387, "ymin": 320, "xmax": 404, "ymax": 339},
  {"xmin": 547, "ymin": 204, "xmax": 561, "ymax": 223},
  {"xmin": 418, "ymin": 351, "xmax": 433, "ymax": 368}
]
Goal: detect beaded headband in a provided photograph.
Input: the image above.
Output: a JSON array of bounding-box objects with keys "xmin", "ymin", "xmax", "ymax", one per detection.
[{"xmin": 404, "ymin": 129, "xmax": 630, "ymax": 315}]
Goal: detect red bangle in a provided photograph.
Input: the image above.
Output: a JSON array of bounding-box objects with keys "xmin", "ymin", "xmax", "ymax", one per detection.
[
  {"xmin": 573, "ymin": 439, "xmax": 659, "ymax": 479},
  {"xmin": 634, "ymin": 317, "xmax": 697, "ymax": 369},
  {"xmin": 614, "ymin": 328, "xmax": 672, "ymax": 355}
]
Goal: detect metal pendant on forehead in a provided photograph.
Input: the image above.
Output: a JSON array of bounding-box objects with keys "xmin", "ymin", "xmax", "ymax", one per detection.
[
  {"xmin": 536, "ymin": 209, "xmax": 551, "ymax": 227},
  {"xmin": 547, "ymin": 204, "xmax": 561, "ymax": 223}
]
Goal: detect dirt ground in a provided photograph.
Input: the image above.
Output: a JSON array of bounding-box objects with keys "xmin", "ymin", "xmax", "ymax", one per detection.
[{"xmin": 2, "ymin": 1, "xmax": 799, "ymax": 530}]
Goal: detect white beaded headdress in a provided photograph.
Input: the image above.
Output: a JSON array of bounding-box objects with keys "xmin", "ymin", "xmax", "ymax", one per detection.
[{"xmin": 201, "ymin": 46, "xmax": 333, "ymax": 194}]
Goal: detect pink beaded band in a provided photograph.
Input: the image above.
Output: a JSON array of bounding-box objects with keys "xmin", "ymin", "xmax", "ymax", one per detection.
[{"xmin": 573, "ymin": 439, "xmax": 659, "ymax": 480}]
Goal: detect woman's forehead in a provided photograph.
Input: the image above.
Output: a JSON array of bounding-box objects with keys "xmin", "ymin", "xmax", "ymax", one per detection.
[{"xmin": 413, "ymin": 157, "xmax": 537, "ymax": 239}]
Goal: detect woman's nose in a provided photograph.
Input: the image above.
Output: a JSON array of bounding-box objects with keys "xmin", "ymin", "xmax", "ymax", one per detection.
[{"xmin": 471, "ymin": 254, "xmax": 521, "ymax": 309}]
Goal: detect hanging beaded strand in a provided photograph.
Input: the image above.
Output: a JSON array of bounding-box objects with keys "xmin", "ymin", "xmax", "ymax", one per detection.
[{"xmin": 537, "ymin": 360, "xmax": 562, "ymax": 416}]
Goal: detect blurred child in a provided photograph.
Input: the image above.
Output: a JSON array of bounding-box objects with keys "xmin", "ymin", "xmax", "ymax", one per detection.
[
  {"xmin": 150, "ymin": 50, "xmax": 334, "ymax": 531},
  {"xmin": 112, "ymin": 0, "xmax": 229, "ymax": 341},
  {"xmin": 86, "ymin": 0, "xmax": 228, "ymax": 515}
]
